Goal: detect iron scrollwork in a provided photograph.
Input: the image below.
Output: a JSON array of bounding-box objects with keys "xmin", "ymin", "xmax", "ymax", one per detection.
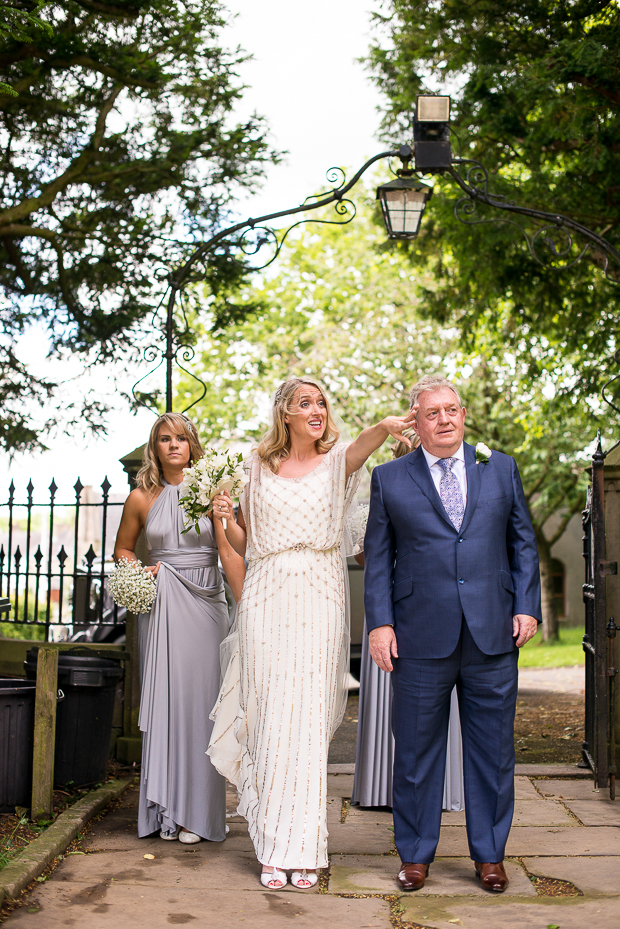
[
  {"xmin": 131, "ymin": 150, "xmax": 396, "ymax": 415},
  {"xmin": 449, "ymin": 159, "xmax": 620, "ymax": 281}
]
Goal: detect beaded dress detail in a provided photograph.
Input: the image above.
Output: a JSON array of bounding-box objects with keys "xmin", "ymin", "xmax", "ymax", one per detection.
[{"xmin": 208, "ymin": 443, "xmax": 362, "ymax": 868}]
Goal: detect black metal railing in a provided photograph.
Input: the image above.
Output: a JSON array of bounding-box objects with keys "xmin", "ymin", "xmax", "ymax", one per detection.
[{"xmin": 0, "ymin": 477, "xmax": 126, "ymax": 641}]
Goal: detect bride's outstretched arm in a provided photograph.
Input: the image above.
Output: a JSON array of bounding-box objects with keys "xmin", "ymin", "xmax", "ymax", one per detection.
[
  {"xmin": 212, "ymin": 490, "xmax": 247, "ymax": 558},
  {"xmin": 345, "ymin": 411, "xmax": 416, "ymax": 477}
]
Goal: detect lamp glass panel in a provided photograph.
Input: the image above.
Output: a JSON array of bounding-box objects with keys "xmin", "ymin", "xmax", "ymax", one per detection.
[
  {"xmin": 384, "ymin": 189, "xmax": 407, "ymax": 204},
  {"xmin": 417, "ymin": 96, "xmax": 450, "ymax": 122},
  {"xmin": 387, "ymin": 207, "xmax": 423, "ymax": 235}
]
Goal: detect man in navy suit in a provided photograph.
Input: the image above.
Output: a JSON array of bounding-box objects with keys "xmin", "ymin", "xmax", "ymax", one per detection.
[{"xmin": 364, "ymin": 375, "xmax": 541, "ymax": 893}]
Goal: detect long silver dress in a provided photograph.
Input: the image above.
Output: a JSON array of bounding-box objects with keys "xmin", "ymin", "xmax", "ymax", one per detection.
[
  {"xmin": 137, "ymin": 480, "xmax": 230, "ymax": 839},
  {"xmin": 352, "ymin": 621, "xmax": 464, "ymax": 810}
]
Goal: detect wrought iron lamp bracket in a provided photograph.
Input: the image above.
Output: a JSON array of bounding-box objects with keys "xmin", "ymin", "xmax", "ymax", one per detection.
[{"xmin": 448, "ymin": 159, "xmax": 620, "ymax": 282}]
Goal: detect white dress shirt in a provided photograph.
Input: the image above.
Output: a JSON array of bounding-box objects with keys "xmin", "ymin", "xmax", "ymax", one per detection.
[{"xmin": 421, "ymin": 442, "xmax": 468, "ymax": 507}]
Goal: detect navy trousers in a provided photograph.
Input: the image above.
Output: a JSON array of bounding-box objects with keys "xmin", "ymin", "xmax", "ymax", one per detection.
[{"xmin": 391, "ymin": 621, "xmax": 518, "ymax": 864}]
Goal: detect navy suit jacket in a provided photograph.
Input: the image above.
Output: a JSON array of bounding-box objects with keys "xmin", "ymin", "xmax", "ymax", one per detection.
[{"xmin": 363, "ymin": 441, "xmax": 542, "ymax": 658}]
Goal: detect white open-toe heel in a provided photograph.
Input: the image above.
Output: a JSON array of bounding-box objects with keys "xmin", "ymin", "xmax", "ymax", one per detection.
[
  {"xmin": 291, "ymin": 869, "xmax": 318, "ymax": 889},
  {"xmin": 260, "ymin": 867, "xmax": 287, "ymax": 890}
]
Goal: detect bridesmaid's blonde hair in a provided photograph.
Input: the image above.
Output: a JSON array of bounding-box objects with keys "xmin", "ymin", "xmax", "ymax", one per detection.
[
  {"xmin": 136, "ymin": 413, "xmax": 204, "ymax": 492},
  {"xmin": 257, "ymin": 377, "xmax": 340, "ymax": 473},
  {"xmin": 392, "ymin": 428, "xmax": 420, "ymax": 459}
]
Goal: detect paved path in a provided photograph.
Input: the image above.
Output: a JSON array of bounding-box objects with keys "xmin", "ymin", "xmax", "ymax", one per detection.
[
  {"xmin": 5, "ymin": 768, "xmax": 618, "ymax": 929},
  {"xmin": 518, "ymin": 665, "xmax": 584, "ymax": 694}
]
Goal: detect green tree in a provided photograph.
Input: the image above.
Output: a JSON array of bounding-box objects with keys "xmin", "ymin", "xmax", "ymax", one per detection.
[
  {"xmin": 179, "ymin": 208, "xmax": 607, "ymax": 639},
  {"xmin": 0, "ymin": 0, "xmax": 275, "ymax": 453},
  {"xmin": 0, "ymin": 2, "xmax": 53, "ymax": 95},
  {"xmin": 366, "ymin": 0, "xmax": 620, "ymax": 402}
]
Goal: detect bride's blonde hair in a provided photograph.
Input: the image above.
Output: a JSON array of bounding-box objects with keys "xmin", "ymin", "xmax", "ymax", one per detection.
[
  {"xmin": 136, "ymin": 413, "xmax": 204, "ymax": 492},
  {"xmin": 257, "ymin": 377, "xmax": 340, "ymax": 473}
]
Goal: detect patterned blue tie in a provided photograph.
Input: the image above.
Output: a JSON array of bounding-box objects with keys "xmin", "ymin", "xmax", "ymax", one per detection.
[{"xmin": 437, "ymin": 457, "xmax": 464, "ymax": 531}]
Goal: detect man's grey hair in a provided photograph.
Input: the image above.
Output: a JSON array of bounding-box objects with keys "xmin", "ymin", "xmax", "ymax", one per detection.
[{"xmin": 409, "ymin": 375, "xmax": 462, "ymax": 410}]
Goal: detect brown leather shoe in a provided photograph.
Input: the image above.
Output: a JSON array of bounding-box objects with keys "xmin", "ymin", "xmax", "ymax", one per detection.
[
  {"xmin": 474, "ymin": 861, "xmax": 509, "ymax": 893},
  {"xmin": 397, "ymin": 862, "xmax": 429, "ymax": 891}
]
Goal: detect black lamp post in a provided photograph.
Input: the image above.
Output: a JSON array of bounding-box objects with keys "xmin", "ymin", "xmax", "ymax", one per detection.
[{"xmin": 133, "ymin": 95, "xmax": 620, "ymax": 415}]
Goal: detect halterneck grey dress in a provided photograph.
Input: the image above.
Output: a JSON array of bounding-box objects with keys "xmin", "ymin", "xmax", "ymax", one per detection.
[
  {"xmin": 351, "ymin": 619, "xmax": 464, "ymax": 810},
  {"xmin": 137, "ymin": 480, "xmax": 230, "ymax": 840}
]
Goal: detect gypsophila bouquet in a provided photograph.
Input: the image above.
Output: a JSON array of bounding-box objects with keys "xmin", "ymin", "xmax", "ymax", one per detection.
[
  {"xmin": 349, "ymin": 503, "xmax": 369, "ymax": 541},
  {"xmin": 179, "ymin": 448, "xmax": 248, "ymax": 533},
  {"xmin": 107, "ymin": 558, "xmax": 157, "ymax": 613}
]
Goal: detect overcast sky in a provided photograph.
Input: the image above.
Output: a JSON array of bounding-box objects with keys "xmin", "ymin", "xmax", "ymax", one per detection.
[{"xmin": 2, "ymin": 0, "xmax": 386, "ymax": 501}]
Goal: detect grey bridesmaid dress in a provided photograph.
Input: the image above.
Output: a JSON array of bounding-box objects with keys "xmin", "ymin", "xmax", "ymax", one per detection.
[
  {"xmin": 352, "ymin": 620, "xmax": 465, "ymax": 811},
  {"xmin": 137, "ymin": 481, "xmax": 230, "ymax": 839}
]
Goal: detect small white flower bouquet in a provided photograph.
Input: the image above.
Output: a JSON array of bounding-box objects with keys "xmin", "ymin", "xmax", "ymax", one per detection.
[
  {"xmin": 349, "ymin": 503, "xmax": 369, "ymax": 540},
  {"xmin": 108, "ymin": 558, "xmax": 157, "ymax": 613},
  {"xmin": 179, "ymin": 448, "xmax": 248, "ymax": 533},
  {"xmin": 348, "ymin": 503, "xmax": 369, "ymax": 557}
]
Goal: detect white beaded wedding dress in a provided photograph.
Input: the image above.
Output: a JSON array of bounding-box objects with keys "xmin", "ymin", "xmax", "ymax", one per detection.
[{"xmin": 208, "ymin": 443, "xmax": 362, "ymax": 869}]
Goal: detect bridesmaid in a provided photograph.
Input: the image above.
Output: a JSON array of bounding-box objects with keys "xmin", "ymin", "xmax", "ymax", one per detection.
[
  {"xmin": 114, "ymin": 413, "xmax": 245, "ymax": 843},
  {"xmin": 351, "ymin": 431, "xmax": 464, "ymax": 811}
]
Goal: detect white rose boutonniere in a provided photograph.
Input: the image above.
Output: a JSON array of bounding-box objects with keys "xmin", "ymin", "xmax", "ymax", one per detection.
[{"xmin": 475, "ymin": 442, "xmax": 492, "ymax": 464}]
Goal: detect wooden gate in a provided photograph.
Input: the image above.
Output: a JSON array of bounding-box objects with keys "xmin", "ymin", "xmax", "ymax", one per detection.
[{"xmin": 581, "ymin": 433, "xmax": 618, "ymax": 798}]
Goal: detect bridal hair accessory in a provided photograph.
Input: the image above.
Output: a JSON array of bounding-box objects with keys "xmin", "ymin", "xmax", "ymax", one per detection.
[
  {"xmin": 108, "ymin": 558, "xmax": 157, "ymax": 613},
  {"xmin": 475, "ymin": 442, "xmax": 492, "ymax": 464},
  {"xmin": 179, "ymin": 448, "xmax": 248, "ymax": 532}
]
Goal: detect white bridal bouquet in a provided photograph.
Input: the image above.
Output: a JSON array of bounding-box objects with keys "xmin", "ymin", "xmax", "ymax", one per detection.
[
  {"xmin": 108, "ymin": 558, "xmax": 157, "ymax": 613},
  {"xmin": 179, "ymin": 448, "xmax": 248, "ymax": 533}
]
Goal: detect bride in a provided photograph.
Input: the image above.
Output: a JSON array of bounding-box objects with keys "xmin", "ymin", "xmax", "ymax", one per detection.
[{"xmin": 208, "ymin": 377, "xmax": 414, "ymax": 889}]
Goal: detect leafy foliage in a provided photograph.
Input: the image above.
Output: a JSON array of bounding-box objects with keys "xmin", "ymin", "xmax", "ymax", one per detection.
[
  {"xmin": 180, "ymin": 205, "xmax": 611, "ymax": 637},
  {"xmin": 0, "ymin": 0, "xmax": 276, "ymax": 451},
  {"xmin": 0, "ymin": 2, "xmax": 53, "ymax": 95},
  {"xmin": 367, "ymin": 0, "xmax": 620, "ymax": 397}
]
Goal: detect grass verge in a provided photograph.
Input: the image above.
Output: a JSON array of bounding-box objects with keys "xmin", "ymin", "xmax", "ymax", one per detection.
[{"xmin": 519, "ymin": 626, "xmax": 584, "ymax": 668}]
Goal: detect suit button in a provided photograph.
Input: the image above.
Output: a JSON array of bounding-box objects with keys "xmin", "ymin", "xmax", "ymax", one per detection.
[
  {"xmin": 458, "ymin": 578, "xmax": 464, "ymax": 584},
  {"xmin": 458, "ymin": 538, "xmax": 463, "ymax": 543}
]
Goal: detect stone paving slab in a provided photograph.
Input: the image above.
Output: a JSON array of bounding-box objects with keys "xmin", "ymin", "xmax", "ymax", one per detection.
[
  {"xmin": 328, "ymin": 855, "xmax": 536, "ymax": 896},
  {"xmin": 345, "ymin": 808, "xmax": 393, "ymax": 825},
  {"xmin": 562, "ymin": 799, "xmax": 620, "ymax": 826},
  {"xmin": 516, "ymin": 763, "xmax": 590, "ymax": 777},
  {"xmin": 326, "ymin": 774, "xmax": 354, "ymax": 797},
  {"xmin": 535, "ymin": 778, "xmax": 605, "ymax": 799},
  {"xmin": 518, "ymin": 666, "xmax": 584, "ymax": 693},
  {"xmin": 514, "ymin": 776, "xmax": 542, "ymax": 800},
  {"xmin": 441, "ymin": 799, "xmax": 574, "ymax": 827},
  {"xmin": 51, "ymin": 846, "xmax": 280, "ymax": 891},
  {"xmin": 435, "ymin": 826, "xmax": 620, "ymax": 857},
  {"xmin": 325, "ymin": 822, "xmax": 394, "ymax": 855},
  {"xmin": 4, "ymin": 883, "xmax": 391, "ymax": 928},
  {"xmin": 523, "ymin": 856, "xmax": 620, "ymax": 895},
  {"xmin": 400, "ymin": 895, "xmax": 618, "ymax": 929}
]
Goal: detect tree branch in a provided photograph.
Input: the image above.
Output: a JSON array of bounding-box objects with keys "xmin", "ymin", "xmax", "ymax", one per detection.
[
  {"xmin": 0, "ymin": 84, "xmax": 123, "ymax": 226},
  {"xmin": 73, "ymin": 0, "xmax": 141, "ymax": 17},
  {"xmin": 548, "ymin": 498, "xmax": 583, "ymax": 547},
  {"xmin": 567, "ymin": 72, "xmax": 620, "ymax": 107},
  {"xmin": 36, "ymin": 54, "xmax": 159, "ymax": 89},
  {"xmin": 1, "ymin": 235, "xmax": 35, "ymax": 293}
]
